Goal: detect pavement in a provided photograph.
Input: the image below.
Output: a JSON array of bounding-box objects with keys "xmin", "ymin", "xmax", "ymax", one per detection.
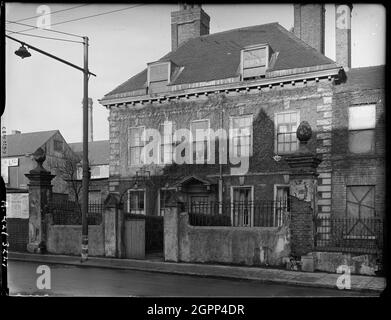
[{"xmin": 8, "ymin": 251, "xmax": 386, "ymax": 294}]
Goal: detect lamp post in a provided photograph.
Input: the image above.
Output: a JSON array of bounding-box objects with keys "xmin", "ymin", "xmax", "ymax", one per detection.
[{"xmin": 6, "ymin": 34, "xmax": 96, "ymax": 262}]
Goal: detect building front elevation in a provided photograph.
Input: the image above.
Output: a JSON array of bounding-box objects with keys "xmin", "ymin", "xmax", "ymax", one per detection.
[{"xmin": 99, "ymin": 5, "xmax": 385, "ymax": 224}]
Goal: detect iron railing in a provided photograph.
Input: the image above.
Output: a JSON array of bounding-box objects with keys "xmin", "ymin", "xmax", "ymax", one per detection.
[
  {"xmin": 48, "ymin": 200, "xmax": 103, "ymax": 225},
  {"xmin": 184, "ymin": 201, "xmax": 290, "ymax": 227},
  {"xmin": 314, "ymin": 216, "xmax": 384, "ymax": 254}
]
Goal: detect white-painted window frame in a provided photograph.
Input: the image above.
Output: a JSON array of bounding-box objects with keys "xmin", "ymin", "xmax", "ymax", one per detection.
[
  {"xmin": 128, "ymin": 125, "xmax": 146, "ymax": 166},
  {"xmin": 158, "ymin": 121, "xmax": 175, "ymax": 165},
  {"xmin": 190, "ymin": 118, "xmax": 211, "ymax": 164},
  {"xmin": 274, "ymin": 110, "xmax": 300, "ymax": 155},
  {"xmin": 229, "ymin": 114, "xmax": 254, "ymax": 158}
]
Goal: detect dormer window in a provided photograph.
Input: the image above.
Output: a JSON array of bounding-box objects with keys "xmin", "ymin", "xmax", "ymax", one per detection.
[
  {"xmin": 241, "ymin": 44, "xmax": 271, "ymax": 80},
  {"xmin": 147, "ymin": 61, "xmax": 174, "ymax": 94}
]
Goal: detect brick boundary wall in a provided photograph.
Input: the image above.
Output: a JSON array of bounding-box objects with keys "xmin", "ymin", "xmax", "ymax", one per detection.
[{"xmin": 290, "ymin": 196, "xmax": 314, "ymax": 257}]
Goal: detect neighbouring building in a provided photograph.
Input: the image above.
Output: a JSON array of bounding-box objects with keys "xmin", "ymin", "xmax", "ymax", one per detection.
[
  {"xmin": 99, "ymin": 3, "xmax": 384, "ymax": 229},
  {"xmin": 1, "ymin": 130, "xmax": 79, "ymax": 195},
  {"xmin": 69, "ymin": 140, "xmax": 110, "ymax": 202}
]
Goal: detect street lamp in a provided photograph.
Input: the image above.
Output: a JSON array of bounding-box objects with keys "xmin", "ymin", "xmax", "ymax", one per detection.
[
  {"xmin": 14, "ymin": 45, "xmax": 31, "ymax": 59},
  {"xmin": 6, "ymin": 34, "xmax": 96, "ymax": 262}
]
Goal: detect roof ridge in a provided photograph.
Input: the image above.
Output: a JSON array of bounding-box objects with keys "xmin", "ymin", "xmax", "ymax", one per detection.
[
  {"xmin": 165, "ymin": 22, "xmax": 281, "ymax": 55},
  {"xmin": 199, "ymin": 21, "xmax": 280, "ymax": 40}
]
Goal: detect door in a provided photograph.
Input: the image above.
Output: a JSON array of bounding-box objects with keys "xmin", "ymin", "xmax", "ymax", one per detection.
[{"xmin": 232, "ymin": 187, "xmax": 253, "ymax": 226}]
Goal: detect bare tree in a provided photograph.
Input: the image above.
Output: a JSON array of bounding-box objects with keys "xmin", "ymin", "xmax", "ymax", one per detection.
[{"xmin": 53, "ymin": 150, "xmax": 83, "ymax": 207}]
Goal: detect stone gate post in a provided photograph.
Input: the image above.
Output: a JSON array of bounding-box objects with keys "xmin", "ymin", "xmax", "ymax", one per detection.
[
  {"xmin": 25, "ymin": 148, "xmax": 55, "ymax": 253},
  {"xmin": 286, "ymin": 121, "xmax": 321, "ymax": 268},
  {"xmin": 104, "ymin": 193, "xmax": 124, "ymax": 258}
]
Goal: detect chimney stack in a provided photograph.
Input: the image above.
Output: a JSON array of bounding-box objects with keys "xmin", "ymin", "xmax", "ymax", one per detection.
[
  {"xmin": 335, "ymin": 4, "xmax": 352, "ymax": 70},
  {"xmin": 294, "ymin": 4, "xmax": 325, "ymax": 54},
  {"xmin": 171, "ymin": 3, "xmax": 210, "ymax": 51}
]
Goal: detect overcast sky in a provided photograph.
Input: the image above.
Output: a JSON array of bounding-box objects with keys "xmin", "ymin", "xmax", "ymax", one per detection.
[{"xmin": 3, "ymin": 3, "xmax": 386, "ymax": 143}]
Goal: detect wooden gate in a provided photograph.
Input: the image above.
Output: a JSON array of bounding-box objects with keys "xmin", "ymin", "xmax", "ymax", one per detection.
[{"xmin": 124, "ymin": 214, "xmax": 145, "ymax": 259}]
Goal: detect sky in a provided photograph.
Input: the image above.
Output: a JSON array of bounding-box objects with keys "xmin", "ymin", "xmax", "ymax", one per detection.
[{"xmin": 3, "ymin": 3, "xmax": 386, "ymax": 143}]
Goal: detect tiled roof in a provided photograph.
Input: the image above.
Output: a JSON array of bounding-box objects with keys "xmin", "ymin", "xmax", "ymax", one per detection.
[
  {"xmin": 3, "ymin": 130, "xmax": 58, "ymax": 157},
  {"xmin": 336, "ymin": 65, "xmax": 385, "ymax": 92},
  {"xmin": 104, "ymin": 22, "xmax": 337, "ymax": 97},
  {"xmin": 69, "ymin": 140, "xmax": 109, "ymax": 165}
]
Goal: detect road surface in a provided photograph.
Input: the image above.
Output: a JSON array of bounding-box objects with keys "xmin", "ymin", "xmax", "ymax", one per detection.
[{"xmin": 7, "ymin": 260, "xmax": 376, "ymax": 297}]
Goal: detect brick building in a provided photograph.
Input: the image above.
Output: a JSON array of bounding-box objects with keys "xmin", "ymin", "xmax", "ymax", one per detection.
[
  {"xmin": 1, "ymin": 130, "xmax": 78, "ymax": 194},
  {"xmin": 69, "ymin": 140, "xmax": 110, "ymax": 202},
  {"xmin": 99, "ymin": 4, "xmax": 385, "ymax": 225}
]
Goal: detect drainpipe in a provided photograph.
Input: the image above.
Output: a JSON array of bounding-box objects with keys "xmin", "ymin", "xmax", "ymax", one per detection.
[{"xmin": 218, "ymin": 108, "xmax": 224, "ymax": 214}]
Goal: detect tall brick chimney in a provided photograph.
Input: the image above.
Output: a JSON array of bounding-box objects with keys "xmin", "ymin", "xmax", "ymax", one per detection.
[
  {"xmin": 294, "ymin": 4, "xmax": 325, "ymax": 54},
  {"xmin": 335, "ymin": 4, "xmax": 352, "ymax": 70},
  {"xmin": 171, "ymin": 3, "xmax": 210, "ymax": 51}
]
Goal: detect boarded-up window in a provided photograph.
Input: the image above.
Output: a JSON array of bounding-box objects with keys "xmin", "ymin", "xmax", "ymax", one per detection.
[
  {"xmin": 242, "ymin": 46, "xmax": 268, "ymax": 79},
  {"xmin": 275, "ymin": 111, "xmax": 299, "ymax": 154},
  {"xmin": 149, "ymin": 63, "xmax": 169, "ymax": 94},
  {"xmin": 129, "ymin": 127, "xmax": 145, "ymax": 165},
  {"xmin": 348, "ymin": 105, "xmax": 376, "ymax": 154},
  {"xmin": 346, "ymin": 185, "xmax": 375, "ymax": 218}
]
